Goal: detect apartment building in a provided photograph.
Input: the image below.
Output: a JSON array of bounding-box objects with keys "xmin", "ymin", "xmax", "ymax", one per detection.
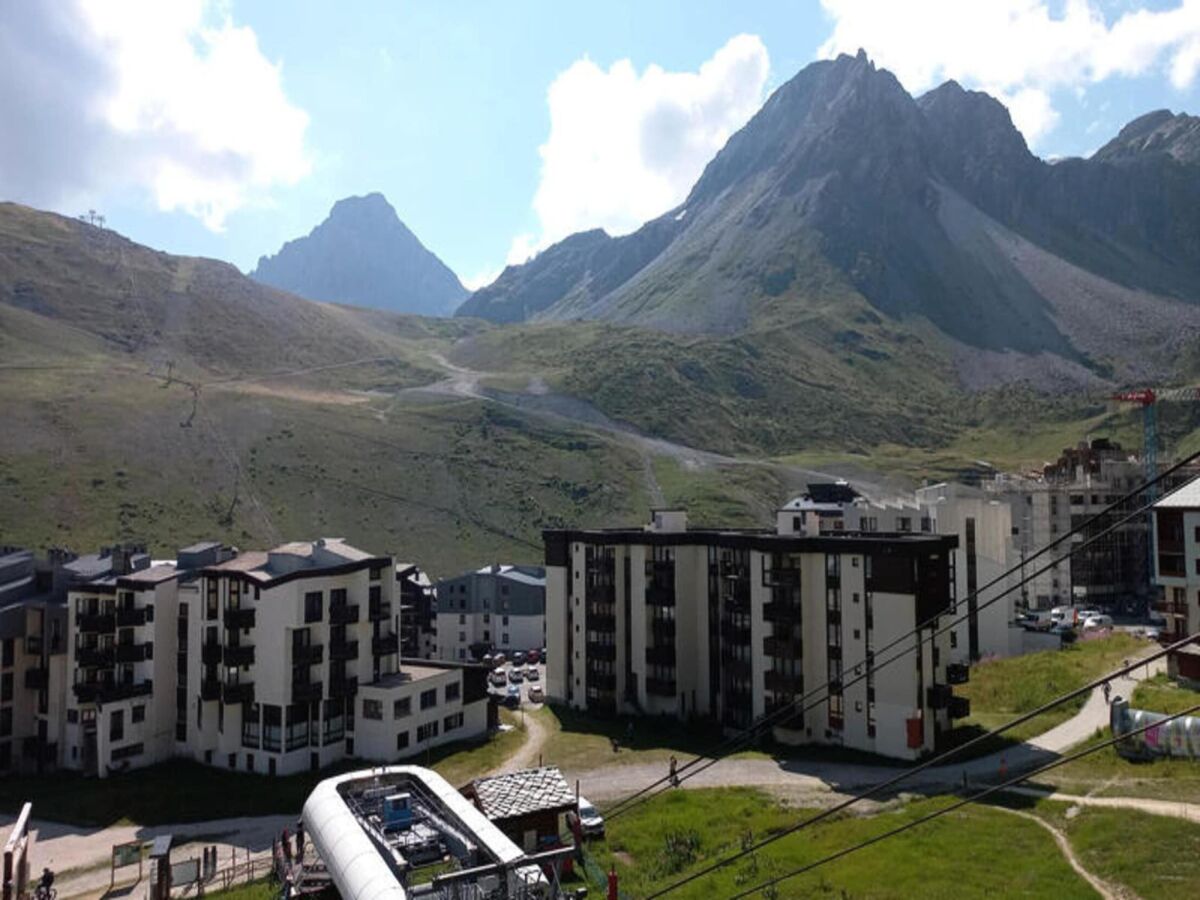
[
  {"xmin": 397, "ymin": 563, "xmax": 437, "ymax": 659},
  {"xmin": 985, "ymin": 439, "xmax": 1148, "ymax": 613},
  {"xmin": 777, "ymin": 482, "xmax": 1017, "ymax": 663},
  {"xmin": 436, "ymin": 565, "xmax": 546, "ymax": 661},
  {"xmin": 7, "ymin": 538, "xmax": 487, "ymax": 779},
  {"xmin": 1152, "ymin": 479, "xmax": 1200, "ymax": 681},
  {"xmin": 544, "ymin": 509, "xmax": 965, "ymax": 761}
]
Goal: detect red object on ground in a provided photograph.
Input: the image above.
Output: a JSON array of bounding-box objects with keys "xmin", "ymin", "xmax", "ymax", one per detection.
[{"xmin": 608, "ymin": 866, "xmax": 618, "ymax": 900}]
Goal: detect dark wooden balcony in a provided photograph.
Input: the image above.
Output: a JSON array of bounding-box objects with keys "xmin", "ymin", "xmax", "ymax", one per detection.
[
  {"xmin": 114, "ymin": 643, "xmax": 147, "ymax": 664},
  {"xmin": 369, "ymin": 601, "xmax": 392, "ymax": 621},
  {"xmin": 329, "ymin": 639, "xmax": 359, "ymax": 661},
  {"xmin": 645, "ymin": 677, "xmax": 676, "ymax": 697},
  {"xmin": 949, "ymin": 695, "xmax": 970, "ymax": 719},
  {"xmin": 587, "ymin": 642, "xmax": 617, "ymax": 662},
  {"xmin": 77, "ymin": 613, "xmax": 115, "ymax": 633},
  {"xmin": 329, "ymin": 676, "xmax": 358, "ymax": 698},
  {"xmin": 115, "ymin": 607, "xmax": 147, "ymax": 627},
  {"xmin": 224, "ymin": 644, "xmax": 256, "ymax": 667},
  {"xmin": 292, "ymin": 680, "xmax": 323, "ymax": 704},
  {"xmin": 645, "ymin": 645, "xmax": 676, "ymax": 666},
  {"xmin": 645, "ymin": 586, "xmax": 676, "ymax": 607},
  {"xmin": 201, "ymin": 642, "xmax": 223, "ymax": 665},
  {"xmin": 946, "ymin": 663, "xmax": 970, "ymax": 686},
  {"xmin": 224, "ymin": 607, "xmax": 255, "ymax": 629},
  {"xmin": 588, "ymin": 672, "xmax": 617, "ymax": 691},
  {"xmin": 763, "ymin": 636, "xmax": 799, "ymax": 659},
  {"xmin": 722, "ymin": 655, "xmax": 752, "ymax": 678},
  {"xmin": 763, "ymin": 602, "xmax": 801, "ymax": 624},
  {"xmin": 24, "ymin": 667, "xmax": 48, "ymax": 690},
  {"xmin": 372, "ymin": 633, "xmax": 399, "ymax": 656},
  {"xmin": 200, "ymin": 677, "xmax": 221, "ymax": 701},
  {"xmin": 222, "ymin": 681, "xmax": 254, "ymax": 704},
  {"xmin": 763, "ymin": 567, "xmax": 800, "ymax": 587},
  {"xmin": 329, "ymin": 603, "xmax": 360, "ymax": 625},
  {"xmin": 765, "ymin": 670, "xmax": 803, "ymax": 694},
  {"xmin": 589, "ymin": 613, "xmax": 617, "ymax": 632},
  {"xmin": 720, "ymin": 622, "xmax": 751, "ymax": 644},
  {"xmin": 76, "ymin": 645, "xmax": 115, "ymax": 667},
  {"xmin": 652, "ymin": 620, "xmax": 676, "ymax": 642},
  {"xmin": 926, "ymin": 684, "xmax": 953, "ymax": 709},
  {"xmin": 73, "ymin": 679, "xmax": 153, "ymax": 704},
  {"xmin": 292, "ymin": 643, "xmax": 324, "ymax": 665}
]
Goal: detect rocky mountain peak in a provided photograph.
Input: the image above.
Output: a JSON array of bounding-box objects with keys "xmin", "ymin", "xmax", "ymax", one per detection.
[{"xmin": 1095, "ymin": 109, "xmax": 1200, "ymax": 166}]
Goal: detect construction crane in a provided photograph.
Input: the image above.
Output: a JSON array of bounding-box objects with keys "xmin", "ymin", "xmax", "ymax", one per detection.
[{"xmin": 1111, "ymin": 387, "xmax": 1200, "ymax": 497}]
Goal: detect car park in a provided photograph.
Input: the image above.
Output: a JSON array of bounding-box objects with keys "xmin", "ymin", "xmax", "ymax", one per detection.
[{"xmin": 528, "ymin": 684, "xmax": 545, "ymax": 703}]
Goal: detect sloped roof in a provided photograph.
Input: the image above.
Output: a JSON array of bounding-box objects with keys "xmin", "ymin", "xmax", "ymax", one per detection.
[
  {"xmin": 1157, "ymin": 477, "xmax": 1200, "ymax": 509},
  {"xmin": 468, "ymin": 767, "xmax": 575, "ymax": 821}
]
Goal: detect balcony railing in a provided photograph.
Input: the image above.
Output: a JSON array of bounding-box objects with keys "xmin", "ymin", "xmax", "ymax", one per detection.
[
  {"xmin": 949, "ymin": 695, "xmax": 971, "ymax": 719},
  {"xmin": 292, "ymin": 680, "xmax": 323, "ymax": 704},
  {"xmin": 651, "ymin": 620, "xmax": 676, "ymax": 642},
  {"xmin": 329, "ymin": 604, "xmax": 360, "ymax": 625},
  {"xmin": 645, "ymin": 645, "xmax": 676, "ymax": 666},
  {"xmin": 589, "ymin": 672, "xmax": 617, "ymax": 691},
  {"xmin": 765, "ymin": 670, "xmax": 803, "ymax": 694},
  {"xmin": 763, "ymin": 636, "xmax": 799, "ymax": 658},
  {"xmin": 24, "ymin": 668, "xmax": 48, "ymax": 690},
  {"xmin": 222, "ymin": 681, "xmax": 254, "ymax": 705},
  {"xmin": 73, "ymin": 679, "xmax": 153, "ymax": 704},
  {"xmin": 21, "ymin": 737, "xmax": 56, "ymax": 763},
  {"xmin": 200, "ymin": 677, "xmax": 221, "ymax": 701},
  {"xmin": 224, "ymin": 645, "xmax": 256, "ymax": 667},
  {"xmin": 330, "ymin": 639, "xmax": 359, "ymax": 661},
  {"xmin": 586, "ymin": 642, "xmax": 617, "ymax": 662},
  {"xmin": 645, "ymin": 586, "xmax": 676, "ymax": 608},
  {"xmin": 645, "ymin": 677, "xmax": 676, "ymax": 697},
  {"xmin": 589, "ymin": 613, "xmax": 617, "ymax": 632},
  {"xmin": 372, "ymin": 634, "xmax": 399, "ymax": 656},
  {"xmin": 722, "ymin": 655, "xmax": 752, "ymax": 678},
  {"xmin": 329, "ymin": 676, "xmax": 358, "ymax": 698},
  {"xmin": 369, "ymin": 601, "xmax": 392, "ymax": 621},
  {"xmin": 201, "ymin": 642, "xmax": 223, "ymax": 665},
  {"xmin": 76, "ymin": 646, "xmax": 115, "ymax": 667},
  {"xmin": 77, "ymin": 613, "xmax": 115, "ymax": 633},
  {"xmin": 926, "ymin": 684, "xmax": 953, "ymax": 709},
  {"xmin": 763, "ymin": 603, "xmax": 801, "ymax": 624},
  {"xmin": 720, "ymin": 622, "xmax": 751, "ymax": 645},
  {"xmin": 115, "ymin": 607, "xmax": 147, "ymax": 627},
  {"xmin": 115, "ymin": 643, "xmax": 147, "ymax": 664},
  {"xmin": 946, "ymin": 663, "xmax": 970, "ymax": 686},
  {"xmin": 224, "ymin": 607, "xmax": 255, "ymax": 630},
  {"xmin": 763, "ymin": 568, "xmax": 800, "ymax": 587},
  {"xmin": 292, "ymin": 643, "xmax": 324, "ymax": 666}
]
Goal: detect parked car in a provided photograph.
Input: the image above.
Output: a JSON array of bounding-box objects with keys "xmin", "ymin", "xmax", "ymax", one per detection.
[
  {"xmin": 1082, "ymin": 614, "xmax": 1113, "ymax": 631},
  {"xmin": 576, "ymin": 796, "xmax": 605, "ymax": 838},
  {"xmin": 482, "ymin": 653, "xmax": 494, "ymax": 667},
  {"xmin": 505, "ymin": 683, "xmax": 521, "ymax": 707},
  {"xmin": 528, "ymin": 684, "xmax": 545, "ymax": 703},
  {"xmin": 1142, "ymin": 626, "xmax": 1162, "ymax": 641},
  {"xmin": 1050, "ymin": 622, "xmax": 1077, "ymax": 643},
  {"xmin": 493, "ymin": 652, "xmax": 506, "ymax": 667},
  {"xmin": 490, "ymin": 668, "xmax": 507, "ymax": 687},
  {"xmin": 538, "ymin": 647, "xmax": 547, "ymax": 664},
  {"xmin": 526, "ymin": 665, "xmax": 540, "ymax": 681},
  {"xmin": 1077, "ymin": 609, "xmax": 1102, "ymax": 624},
  {"xmin": 512, "ymin": 650, "xmax": 527, "ymax": 666},
  {"xmin": 509, "ymin": 667, "xmax": 524, "ymax": 684}
]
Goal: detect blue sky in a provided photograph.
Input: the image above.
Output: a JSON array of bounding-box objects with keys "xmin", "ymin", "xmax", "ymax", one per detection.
[{"xmin": 3, "ymin": 1, "xmax": 1199, "ymax": 288}]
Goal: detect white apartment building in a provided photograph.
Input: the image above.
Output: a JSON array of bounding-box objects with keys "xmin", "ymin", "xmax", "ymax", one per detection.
[
  {"xmin": 51, "ymin": 539, "xmax": 487, "ymax": 778},
  {"xmin": 775, "ymin": 482, "xmax": 1018, "ymax": 663},
  {"xmin": 544, "ymin": 509, "xmax": 966, "ymax": 761},
  {"xmin": 436, "ymin": 565, "xmax": 545, "ymax": 661},
  {"xmin": 1152, "ymin": 479, "xmax": 1200, "ymax": 682}
]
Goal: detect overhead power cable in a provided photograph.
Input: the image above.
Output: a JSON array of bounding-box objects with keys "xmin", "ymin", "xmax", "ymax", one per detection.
[
  {"xmin": 724, "ymin": 699, "xmax": 1200, "ymax": 900},
  {"xmin": 644, "ymin": 632, "xmax": 1197, "ymax": 898},
  {"xmin": 601, "ymin": 448, "xmax": 1200, "ymax": 822}
]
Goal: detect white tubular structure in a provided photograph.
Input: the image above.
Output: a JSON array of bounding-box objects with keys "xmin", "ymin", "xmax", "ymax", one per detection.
[{"xmin": 301, "ymin": 766, "xmax": 547, "ymax": 900}]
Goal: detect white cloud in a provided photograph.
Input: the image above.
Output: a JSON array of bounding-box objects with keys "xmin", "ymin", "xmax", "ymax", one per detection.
[
  {"xmin": 818, "ymin": 0, "xmax": 1200, "ymax": 148},
  {"xmin": 0, "ymin": 0, "xmax": 309, "ymax": 230},
  {"xmin": 518, "ymin": 34, "xmax": 770, "ymax": 257}
]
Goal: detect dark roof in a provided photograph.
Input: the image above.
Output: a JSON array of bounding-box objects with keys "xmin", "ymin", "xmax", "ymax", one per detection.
[
  {"xmin": 468, "ymin": 767, "xmax": 575, "ymax": 821},
  {"xmin": 805, "ymin": 482, "xmax": 860, "ymax": 504}
]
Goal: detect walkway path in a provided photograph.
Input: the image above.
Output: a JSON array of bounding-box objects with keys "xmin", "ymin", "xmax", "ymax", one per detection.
[
  {"xmin": 990, "ymin": 806, "xmax": 1127, "ymax": 900},
  {"xmin": 486, "ymin": 705, "xmax": 553, "ymax": 777},
  {"xmin": 1004, "ymin": 786, "xmax": 1200, "ymax": 823}
]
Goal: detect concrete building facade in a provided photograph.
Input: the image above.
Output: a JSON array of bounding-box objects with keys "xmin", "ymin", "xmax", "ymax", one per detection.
[
  {"xmin": 436, "ymin": 565, "xmax": 546, "ymax": 661},
  {"xmin": 544, "ymin": 509, "xmax": 965, "ymax": 761},
  {"xmin": 1152, "ymin": 479, "xmax": 1200, "ymax": 681}
]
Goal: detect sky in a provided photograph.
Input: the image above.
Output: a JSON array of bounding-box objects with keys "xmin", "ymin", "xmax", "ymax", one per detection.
[{"xmin": 2, "ymin": 0, "xmax": 1200, "ymax": 289}]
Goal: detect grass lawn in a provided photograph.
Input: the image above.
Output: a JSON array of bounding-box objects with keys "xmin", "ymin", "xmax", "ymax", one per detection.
[
  {"xmin": 199, "ymin": 878, "xmax": 277, "ymax": 900},
  {"xmin": 0, "ymin": 718, "xmax": 526, "ymax": 827},
  {"xmin": 587, "ymin": 788, "xmax": 1095, "ymax": 898},
  {"xmin": 534, "ymin": 705, "xmax": 768, "ymax": 775},
  {"xmin": 945, "ymin": 633, "xmax": 1145, "ymax": 755},
  {"xmin": 1130, "ymin": 672, "xmax": 1200, "ymax": 715}
]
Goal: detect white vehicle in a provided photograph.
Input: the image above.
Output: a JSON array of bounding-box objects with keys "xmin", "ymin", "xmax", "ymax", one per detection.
[
  {"xmin": 1082, "ymin": 614, "xmax": 1113, "ymax": 631},
  {"xmin": 508, "ymin": 667, "xmax": 524, "ymax": 684},
  {"xmin": 528, "ymin": 684, "xmax": 545, "ymax": 703},
  {"xmin": 489, "ymin": 667, "xmax": 507, "ymax": 687},
  {"xmin": 525, "ymin": 665, "xmax": 540, "ymax": 681},
  {"xmin": 576, "ymin": 796, "xmax": 605, "ymax": 838}
]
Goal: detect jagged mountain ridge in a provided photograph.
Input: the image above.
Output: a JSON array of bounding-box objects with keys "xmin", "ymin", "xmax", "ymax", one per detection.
[
  {"xmin": 457, "ymin": 52, "xmax": 1200, "ymax": 382},
  {"xmin": 252, "ymin": 192, "xmax": 466, "ymax": 317}
]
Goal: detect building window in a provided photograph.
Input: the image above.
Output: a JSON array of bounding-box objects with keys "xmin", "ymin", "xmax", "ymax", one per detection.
[
  {"xmin": 242, "ymin": 704, "xmax": 261, "ymax": 748},
  {"xmin": 110, "ymin": 709, "xmax": 124, "ymax": 742},
  {"xmin": 397, "ymin": 731, "xmax": 409, "ymax": 751},
  {"xmin": 445, "ymin": 682, "xmax": 460, "ymax": 702},
  {"xmin": 0, "ymin": 673, "xmax": 10, "ymax": 703},
  {"xmin": 1, "ymin": 640, "xmax": 11, "ymax": 668},
  {"xmin": 0, "ymin": 709, "xmax": 10, "ymax": 738},
  {"xmin": 263, "ymin": 706, "xmax": 282, "ymax": 752},
  {"xmin": 420, "ymin": 689, "xmax": 437, "ymax": 710},
  {"xmin": 304, "ymin": 592, "xmax": 323, "ymax": 624},
  {"xmin": 502, "ymin": 633, "xmax": 509, "ymax": 645},
  {"xmin": 950, "ymin": 631, "xmax": 958, "ymax": 649},
  {"xmin": 458, "ymin": 632, "xmax": 466, "ymax": 642},
  {"xmin": 132, "ymin": 705, "xmax": 145, "ymax": 724},
  {"xmin": 363, "ymin": 699, "xmax": 383, "ymax": 720},
  {"xmin": 370, "ymin": 564, "xmax": 384, "ymax": 581},
  {"xmin": 458, "ymin": 614, "xmax": 466, "ymax": 625},
  {"xmin": 443, "ymin": 712, "xmax": 463, "ymax": 732},
  {"xmin": 416, "ymin": 721, "xmax": 439, "ymax": 742},
  {"xmin": 483, "ymin": 613, "xmax": 490, "ymax": 623},
  {"xmin": 393, "ymin": 697, "xmax": 411, "ymax": 718},
  {"xmin": 502, "ymin": 615, "xmax": 509, "ymax": 626}
]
